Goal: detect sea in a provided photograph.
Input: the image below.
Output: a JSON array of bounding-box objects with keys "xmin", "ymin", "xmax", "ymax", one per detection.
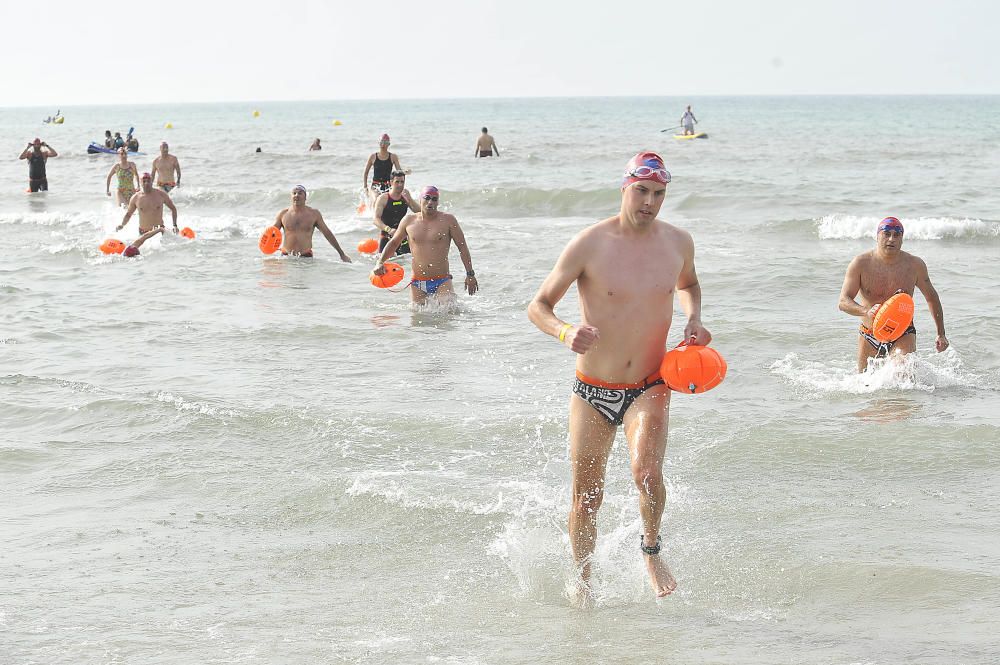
[{"xmin": 2, "ymin": 96, "xmax": 999, "ymax": 664}]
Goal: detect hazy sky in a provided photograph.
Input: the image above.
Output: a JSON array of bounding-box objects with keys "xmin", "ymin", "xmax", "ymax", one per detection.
[{"xmin": 3, "ymin": 0, "xmax": 998, "ymax": 107}]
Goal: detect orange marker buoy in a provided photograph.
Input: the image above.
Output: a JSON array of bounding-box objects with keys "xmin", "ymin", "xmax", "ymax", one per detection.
[
  {"xmin": 180, "ymin": 227, "xmax": 195, "ymax": 239},
  {"xmin": 660, "ymin": 342, "xmax": 727, "ymax": 394},
  {"xmin": 259, "ymin": 226, "xmax": 282, "ymax": 254},
  {"xmin": 870, "ymin": 292, "xmax": 915, "ymax": 342},
  {"xmin": 370, "ymin": 262, "xmax": 404, "ymax": 288},
  {"xmin": 357, "ymin": 238, "xmax": 378, "ymax": 254},
  {"xmin": 99, "ymin": 238, "xmax": 126, "ymax": 255},
  {"xmin": 357, "ymin": 202, "xmax": 367, "ymax": 215}
]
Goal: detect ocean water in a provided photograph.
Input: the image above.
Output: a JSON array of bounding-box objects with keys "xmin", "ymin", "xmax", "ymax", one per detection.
[{"xmin": 2, "ymin": 96, "xmax": 999, "ymax": 664}]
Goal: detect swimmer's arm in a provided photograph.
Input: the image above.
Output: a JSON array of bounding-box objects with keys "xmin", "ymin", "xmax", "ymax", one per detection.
[
  {"xmin": 131, "ymin": 227, "xmax": 163, "ymax": 249},
  {"xmin": 150, "ymin": 159, "xmax": 159, "ymax": 184},
  {"xmin": 492, "ymin": 140, "xmax": 500, "ymax": 156},
  {"xmin": 402, "ymin": 189, "xmax": 419, "ymax": 213},
  {"xmin": 375, "ymin": 217, "xmax": 412, "ymax": 267},
  {"xmin": 117, "ymin": 196, "xmax": 138, "ymax": 230},
  {"xmin": 914, "ymin": 258, "xmax": 947, "ymax": 338},
  {"xmin": 316, "ymin": 213, "xmax": 352, "ymax": 263},
  {"xmin": 105, "ymin": 165, "xmax": 115, "ymax": 194},
  {"xmin": 528, "ymin": 235, "xmax": 597, "ymax": 352},
  {"xmin": 450, "ymin": 218, "xmax": 477, "ymax": 295},
  {"xmin": 174, "ymin": 159, "xmax": 181, "ymax": 186},
  {"xmin": 362, "ymin": 154, "xmax": 374, "ymax": 187},
  {"xmin": 164, "ymin": 195, "xmax": 179, "ymax": 230},
  {"xmin": 273, "ymin": 209, "xmax": 286, "ymax": 230},
  {"xmin": 18, "ymin": 146, "xmax": 30, "ymax": 159},
  {"xmin": 838, "ymin": 257, "xmax": 869, "ymax": 317},
  {"xmin": 675, "ymin": 232, "xmax": 711, "ymax": 344},
  {"xmin": 44, "ymin": 145, "xmax": 57, "ymax": 157},
  {"xmin": 372, "ymin": 194, "xmax": 389, "ymax": 232},
  {"xmin": 131, "ymin": 163, "xmax": 139, "ymax": 189}
]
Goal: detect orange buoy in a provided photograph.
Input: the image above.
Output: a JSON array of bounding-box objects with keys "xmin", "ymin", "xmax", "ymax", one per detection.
[
  {"xmin": 370, "ymin": 262, "xmax": 404, "ymax": 288},
  {"xmin": 259, "ymin": 226, "xmax": 282, "ymax": 254},
  {"xmin": 870, "ymin": 292, "xmax": 915, "ymax": 342},
  {"xmin": 660, "ymin": 342, "xmax": 727, "ymax": 394},
  {"xmin": 180, "ymin": 227, "xmax": 195, "ymax": 239},
  {"xmin": 357, "ymin": 238, "xmax": 378, "ymax": 254},
  {"xmin": 99, "ymin": 238, "xmax": 126, "ymax": 255},
  {"xmin": 357, "ymin": 202, "xmax": 367, "ymax": 215}
]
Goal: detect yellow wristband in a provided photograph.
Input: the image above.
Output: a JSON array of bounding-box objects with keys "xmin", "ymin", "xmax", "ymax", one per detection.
[{"xmin": 558, "ymin": 323, "xmax": 572, "ymax": 343}]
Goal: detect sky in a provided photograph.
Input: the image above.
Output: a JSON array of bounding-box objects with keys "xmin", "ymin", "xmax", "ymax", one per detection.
[{"xmin": 2, "ymin": 0, "xmax": 998, "ymax": 107}]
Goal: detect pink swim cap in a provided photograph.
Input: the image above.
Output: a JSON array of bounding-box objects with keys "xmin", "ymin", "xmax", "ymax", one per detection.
[
  {"xmin": 141, "ymin": 172, "xmax": 152, "ymax": 180},
  {"xmin": 380, "ymin": 134, "xmax": 390, "ymax": 143},
  {"xmin": 621, "ymin": 152, "xmax": 671, "ymax": 190},
  {"xmin": 421, "ymin": 185, "xmax": 439, "ymax": 199},
  {"xmin": 878, "ymin": 216, "xmax": 904, "ymax": 234},
  {"xmin": 123, "ymin": 246, "xmax": 140, "ymax": 258}
]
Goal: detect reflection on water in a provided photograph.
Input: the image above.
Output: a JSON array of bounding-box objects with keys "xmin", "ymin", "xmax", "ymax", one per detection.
[{"xmin": 853, "ymin": 397, "xmax": 921, "ymax": 423}]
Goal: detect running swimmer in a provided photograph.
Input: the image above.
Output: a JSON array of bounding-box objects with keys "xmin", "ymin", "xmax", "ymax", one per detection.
[
  {"xmin": 117, "ymin": 173, "xmax": 179, "ymax": 234},
  {"xmin": 372, "ymin": 171, "xmax": 420, "ymax": 256},
  {"xmin": 106, "ymin": 147, "xmax": 140, "ymax": 207},
  {"xmin": 838, "ymin": 216, "xmax": 949, "ymax": 371},
  {"xmin": 527, "ymin": 151, "xmax": 711, "ymax": 601},
  {"xmin": 372, "ymin": 185, "xmax": 478, "ymax": 304},
  {"xmin": 362, "ymin": 134, "xmax": 409, "ymax": 203},
  {"xmin": 270, "ymin": 185, "xmax": 352, "ymax": 261},
  {"xmin": 150, "ymin": 142, "xmax": 182, "ymax": 192}
]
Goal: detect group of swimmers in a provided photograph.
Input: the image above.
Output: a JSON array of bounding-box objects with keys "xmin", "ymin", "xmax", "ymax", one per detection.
[
  {"xmin": 102, "ymin": 130, "xmax": 140, "ymax": 152},
  {"xmin": 17, "ymin": 127, "xmax": 951, "ymax": 603}
]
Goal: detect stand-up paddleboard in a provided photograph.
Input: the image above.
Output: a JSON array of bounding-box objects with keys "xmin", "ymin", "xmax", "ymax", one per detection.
[{"xmin": 674, "ymin": 133, "xmax": 708, "ymax": 140}]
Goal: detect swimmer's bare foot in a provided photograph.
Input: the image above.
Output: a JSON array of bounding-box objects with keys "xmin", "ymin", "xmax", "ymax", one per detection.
[
  {"xmin": 641, "ymin": 535, "xmax": 677, "ymax": 597},
  {"xmin": 566, "ymin": 575, "xmax": 594, "ymax": 609}
]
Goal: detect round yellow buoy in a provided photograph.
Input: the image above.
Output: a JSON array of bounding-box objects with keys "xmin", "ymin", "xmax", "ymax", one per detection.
[
  {"xmin": 253, "ymin": 110, "xmax": 261, "ymax": 118},
  {"xmin": 164, "ymin": 122, "xmax": 173, "ymax": 129},
  {"xmin": 333, "ymin": 120, "xmax": 342, "ymax": 126}
]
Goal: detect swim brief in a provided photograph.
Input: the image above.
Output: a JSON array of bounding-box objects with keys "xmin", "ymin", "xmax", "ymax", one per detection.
[
  {"xmin": 411, "ymin": 274, "xmax": 452, "ymax": 294},
  {"xmin": 860, "ymin": 322, "xmax": 916, "ymax": 356},
  {"xmin": 281, "ymin": 249, "xmax": 314, "ymax": 258},
  {"xmin": 157, "ymin": 182, "xmax": 176, "ymax": 192},
  {"xmin": 29, "ymin": 178, "xmax": 48, "ymax": 192},
  {"xmin": 371, "ymin": 179, "xmax": 391, "ymax": 194},
  {"xmin": 572, "ymin": 371, "xmax": 666, "ymax": 427},
  {"xmin": 478, "ymin": 150, "xmax": 493, "ymax": 157}
]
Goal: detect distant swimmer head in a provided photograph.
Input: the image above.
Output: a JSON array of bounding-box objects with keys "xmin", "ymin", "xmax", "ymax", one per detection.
[
  {"xmin": 123, "ymin": 245, "xmax": 140, "ymax": 258},
  {"xmin": 32, "ymin": 137, "xmax": 41, "ymax": 146},
  {"xmin": 621, "ymin": 151, "xmax": 671, "ymax": 190},
  {"xmin": 141, "ymin": 172, "xmax": 152, "ymax": 181},
  {"xmin": 160, "ymin": 141, "xmax": 169, "ymax": 152},
  {"xmin": 877, "ymin": 216, "xmax": 904, "ymax": 235},
  {"xmin": 482, "ymin": 127, "xmax": 488, "ymax": 133},
  {"xmin": 421, "ymin": 185, "xmax": 439, "ymax": 201},
  {"xmin": 379, "ymin": 133, "xmax": 390, "ymax": 145}
]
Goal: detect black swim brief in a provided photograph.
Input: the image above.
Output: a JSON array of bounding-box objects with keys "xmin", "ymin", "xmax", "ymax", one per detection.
[
  {"xmin": 860, "ymin": 322, "xmax": 916, "ymax": 357},
  {"xmin": 572, "ymin": 371, "xmax": 665, "ymax": 427}
]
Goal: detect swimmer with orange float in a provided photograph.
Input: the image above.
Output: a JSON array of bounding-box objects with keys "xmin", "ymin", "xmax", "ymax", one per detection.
[
  {"xmin": 372, "ymin": 185, "xmax": 478, "ymax": 304},
  {"xmin": 268, "ymin": 185, "xmax": 352, "ymax": 261},
  {"xmin": 838, "ymin": 216, "xmax": 949, "ymax": 372},
  {"xmin": 117, "ymin": 173, "xmax": 179, "ymax": 234},
  {"xmin": 527, "ymin": 151, "xmax": 714, "ymax": 602}
]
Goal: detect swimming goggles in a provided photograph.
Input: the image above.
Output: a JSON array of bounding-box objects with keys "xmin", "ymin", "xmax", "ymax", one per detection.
[{"xmin": 625, "ymin": 165, "xmax": 671, "ymax": 184}]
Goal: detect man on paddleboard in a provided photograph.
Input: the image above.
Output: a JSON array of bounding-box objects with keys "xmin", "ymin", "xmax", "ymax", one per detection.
[
  {"xmin": 838, "ymin": 216, "xmax": 949, "ymax": 371},
  {"xmin": 527, "ymin": 151, "xmax": 711, "ymax": 602}
]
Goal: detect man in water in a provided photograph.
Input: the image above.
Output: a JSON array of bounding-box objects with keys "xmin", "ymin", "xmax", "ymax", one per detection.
[
  {"xmin": 680, "ymin": 105, "xmax": 698, "ymax": 135},
  {"xmin": 527, "ymin": 151, "xmax": 710, "ymax": 600},
  {"xmin": 103, "ymin": 130, "xmax": 114, "ymax": 148},
  {"xmin": 372, "ymin": 171, "xmax": 420, "ymax": 256},
  {"xmin": 838, "ymin": 216, "xmax": 949, "ymax": 372},
  {"xmin": 113, "ymin": 132, "xmax": 124, "ymax": 149},
  {"xmin": 19, "ymin": 138, "xmax": 58, "ymax": 192},
  {"xmin": 362, "ymin": 134, "xmax": 408, "ymax": 203},
  {"xmin": 309, "ymin": 138, "xmax": 322, "ymax": 151},
  {"xmin": 372, "ymin": 185, "xmax": 478, "ymax": 304},
  {"xmin": 150, "ymin": 142, "xmax": 182, "ymax": 192},
  {"xmin": 270, "ymin": 185, "xmax": 352, "ymax": 261},
  {"xmin": 475, "ymin": 127, "xmax": 500, "ymax": 158},
  {"xmin": 117, "ymin": 173, "xmax": 179, "ymax": 234}
]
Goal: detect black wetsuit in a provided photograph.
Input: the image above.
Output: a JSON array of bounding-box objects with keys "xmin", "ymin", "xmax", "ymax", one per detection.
[
  {"xmin": 28, "ymin": 152, "xmax": 48, "ymax": 192},
  {"xmin": 378, "ymin": 192, "xmax": 412, "ymax": 255},
  {"xmin": 371, "ymin": 154, "xmax": 393, "ymax": 193}
]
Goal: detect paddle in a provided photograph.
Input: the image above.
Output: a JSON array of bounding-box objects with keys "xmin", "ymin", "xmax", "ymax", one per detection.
[{"xmin": 659, "ymin": 125, "xmax": 682, "ymax": 133}]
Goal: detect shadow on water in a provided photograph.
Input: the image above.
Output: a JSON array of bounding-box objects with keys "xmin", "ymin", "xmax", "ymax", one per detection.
[{"xmin": 852, "ymin": 397, "xmax": 921, "ymax": 423}]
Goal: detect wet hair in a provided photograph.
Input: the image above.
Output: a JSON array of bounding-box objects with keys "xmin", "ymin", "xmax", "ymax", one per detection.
[
  {"xmin": 391, "ymin": 170, "xmax": 406, "ymax": 179},
  {"xmin": 482, "ymin": 127, "xmax": 488, "ymax": 133}
]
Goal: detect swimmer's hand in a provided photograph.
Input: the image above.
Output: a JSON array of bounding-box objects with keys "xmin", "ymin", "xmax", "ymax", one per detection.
[
  {"xmin": 684, "ymin": 320, "xmax": 712, "ymax": 346},
  {"xmin": 863, "ymin": 303, "xmax": 881, "ymax": 328},
  {"xmin": 936, "ymin": 334, "xmax": 950, "ymax": 353},
  {"xmin": 465, "ymin": 274, "xmax": 478, "ymax": 296},
  {"xmin": 564, "ymin": 324, "xmax": 599, "ymax": 354},
  {"xmin": 372, "ymin": 263, "xmax": 386, "ymax": 276},
  {"xmin": 340, "ymin": 253, "xmax": 352, "ymax": 263}
]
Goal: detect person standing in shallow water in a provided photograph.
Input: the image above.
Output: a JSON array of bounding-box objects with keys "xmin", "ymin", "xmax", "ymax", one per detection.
[
  {"xmin": 19, "ymin": 138, "xmax": 58, "ymax": 192},
  {"xmin": 838, "ymin": 216, "xmax": 949, "ymax": 372},
  {"xmin": 475, "ymin": 127, "xmax": 500, "ymax": 157},
  {"xmin": 270, "ymin": 185, "xmax": 352, "ymax": 261},
  {"xmin": 527, "ymin": 151, "xmax": 711, "ymax": 602},
  {"xmin": 362, "ymin": 134, "xmax": 408, "ymax": 204}
]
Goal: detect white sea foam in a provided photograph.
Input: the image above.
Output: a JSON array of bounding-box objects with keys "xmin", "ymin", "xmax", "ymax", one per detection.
[{"xmin": 817, "ymin": 214, "xmax": 1000, "ymax": 240}]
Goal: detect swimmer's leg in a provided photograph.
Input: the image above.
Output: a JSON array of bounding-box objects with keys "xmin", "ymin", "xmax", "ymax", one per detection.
[
  {"xmin": 857, "ymin": 334, "xmax": 880, "ymax": 373},
  {"xmin": 568, "ymin": 393, "xmax": 617, "ymax": 596},
  {"xmin": 408, "ymin": 283, "xmax": 429, "ymax": 306},
  {"xmin": 623, "ymin": 384, "xmax": 677, "ymax": 597}
]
